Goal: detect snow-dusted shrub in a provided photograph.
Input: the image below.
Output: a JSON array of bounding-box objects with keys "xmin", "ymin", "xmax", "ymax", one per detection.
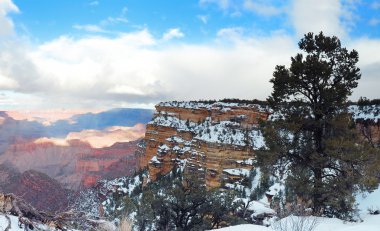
[
  {"xmin": 367, "ymin": 206, "xmax": 380, "ymax": 215},
  {"xmin": 272, "ymin": 215, "xmax": 319, "ymax": 231}
]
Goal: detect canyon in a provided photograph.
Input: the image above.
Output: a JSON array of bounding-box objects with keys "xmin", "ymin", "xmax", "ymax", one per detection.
[
  {"xmin": 0, "ymin": 138, "xmax": 141, "ymax": 190},
  {"xmin": 0, "ymin": 108, "xmax": 153, "ymax": 213}
]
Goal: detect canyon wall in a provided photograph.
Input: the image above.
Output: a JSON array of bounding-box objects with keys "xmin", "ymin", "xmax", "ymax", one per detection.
[{"xmin": 139, "ymin": 101, "xmax": 269, "ymax": 188}]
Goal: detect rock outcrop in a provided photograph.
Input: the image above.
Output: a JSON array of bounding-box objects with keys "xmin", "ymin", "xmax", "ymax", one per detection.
[{"xmin": 139, "ymin": 100, "xmax": 269, "ymax": 187}]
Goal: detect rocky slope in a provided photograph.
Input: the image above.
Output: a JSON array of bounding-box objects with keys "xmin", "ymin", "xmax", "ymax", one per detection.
[{"xmin": 0, "ymin": 164, "xmax": 69, "ymax": 213}]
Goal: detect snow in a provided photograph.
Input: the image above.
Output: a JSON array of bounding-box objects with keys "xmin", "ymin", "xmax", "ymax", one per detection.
[
  {"xmin": 265, "ymin": 182, "xmax": 285, "ymax": 197},
  {"xmin": 236, "ymin": 158, "xmax": 255, "ymax": 165},
  {"xmin": 158, "ymin": 101, "xmax": 269, "ymax": 112},
  {"xmin": 194, "ymin": 120, "xmax": 265, "ymax": 148},
  {"xmin": 212, "ymin": 224, "xmax": 271, "ymax": 231},
  {"xmin": 349, "ymin": 105, "xmax": 380, "ymax": 123},
  {"xmin": 158, "ymin": 144, "xmax": 170, "ymax": 153},
  {"xmin": 357, "ymin": 187, "xmax": 380, "ymax": 214},
  {"xmin": 223, "ymin": 168, "xmax": 250, "ymax": 177},
  {"xmin": 151, "ymin": 112, "xmax": 266, "ymax": 148},
  {"xmin": 0, "ymin": 215, "xmax": 23, "ymax": 231},
  {"xmin": 172, "ymin": 145, "xmax": 191, "ymax": 154},
  {"xmin": 150, "ymin": 156, "xmax": 160, "ymax": 164},
  {"xmin": 219, "ymin": 184, "xmax": 380, "ymax": 231},
  {"xmin": 235, "ymin": 198, "xmax": 276, "ymax": 217},
  {"xmin": 0, "ymin": 214, "xmax": 79, "ymax": 231},
  {"xmin": 225, "ymin": 183, "xmax": 245, "ymax": 191},
  {"xmin": 215, "ymin": 215, "xmax": 380, "ymax": 231}
]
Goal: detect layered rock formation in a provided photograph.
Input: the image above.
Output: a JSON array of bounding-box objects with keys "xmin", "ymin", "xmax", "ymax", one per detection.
[
  {"xmin": 0, "ymin": 139, "xmax": 140, "ymax": 189},
  {"xmin": 139, "ymin": 100, "xmax": 269, "ymax": 187},
  {"xmin": 75, "ymin": 141, "xmax": 140, "ymax": 187}
]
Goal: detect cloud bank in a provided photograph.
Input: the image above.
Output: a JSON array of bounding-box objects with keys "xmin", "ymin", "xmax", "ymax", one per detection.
[{"xmin": 0, "ymin": 0, "xmax": 379, "ymax": 109}]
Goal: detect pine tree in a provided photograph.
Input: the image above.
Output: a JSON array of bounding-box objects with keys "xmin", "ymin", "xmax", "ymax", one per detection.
[{"xmin": 258, "ymin": 32, "xmax": 380, "ymax": 218}]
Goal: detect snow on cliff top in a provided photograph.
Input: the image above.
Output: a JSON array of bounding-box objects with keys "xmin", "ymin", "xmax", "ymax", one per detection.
[{"xmin": 158, "ymin": 100, "xmax": 269, "ymax": 112}]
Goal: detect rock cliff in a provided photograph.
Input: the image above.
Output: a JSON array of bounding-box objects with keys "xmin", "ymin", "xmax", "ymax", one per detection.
[{"xmin": 139, "ymin": 100, "xmax": 270, "ymax": 187}]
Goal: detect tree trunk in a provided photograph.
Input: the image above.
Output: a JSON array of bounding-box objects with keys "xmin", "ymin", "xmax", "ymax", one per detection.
[{"xmin": 312, "ymin": 168, "xmax": 323, "ymax": 215}]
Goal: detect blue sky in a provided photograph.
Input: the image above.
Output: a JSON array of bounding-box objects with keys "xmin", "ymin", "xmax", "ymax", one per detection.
[
  {"xmin": 10, "ymin": 0, "xmax": 380, "ymax": 41},
  {"xmin": 0, "ymin": 0, "xmax": 379, "ymax": 109}
]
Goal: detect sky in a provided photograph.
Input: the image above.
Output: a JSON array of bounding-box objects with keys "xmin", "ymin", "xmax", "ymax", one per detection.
[{"xmin": 0, "ymin": 0, "xmax": 379, "ymax": 110}]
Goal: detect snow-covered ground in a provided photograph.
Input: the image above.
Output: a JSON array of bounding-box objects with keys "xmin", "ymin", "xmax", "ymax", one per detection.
[
  {"xmin": 0, "ymin": 214, "xmax": 74, "ymax": 231},
  {"xmin": 0, "ymin": 214, "xmax": 23, "ymax": 231},
  {"xmin": 216, "ymin": 186, "xmax": 380, "ymax": 231},
  {"xmin": 214, "ymin": 215, "xmax": 380, "ymax": 231},
  {"xmin": 215, "ymin": 214, "xmax": 380, "ymax": 231}
]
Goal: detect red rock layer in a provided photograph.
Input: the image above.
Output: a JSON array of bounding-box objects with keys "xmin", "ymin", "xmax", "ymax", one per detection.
[{"xmin": 141, "ymin": 103, "xmax": 269, "ymax": 187}]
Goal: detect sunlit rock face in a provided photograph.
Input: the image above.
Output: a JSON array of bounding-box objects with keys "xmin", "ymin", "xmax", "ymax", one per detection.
[{"xmin": 140, "ymin": 100, "xmax": 270, "ymax": 188}]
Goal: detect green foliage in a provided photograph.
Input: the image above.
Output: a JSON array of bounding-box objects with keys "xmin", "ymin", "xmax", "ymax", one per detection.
[
  {"xmin": 357, "ymin": 97, "xmax": 380, "ymax": 106},
  {"xmin": 123, "ymin": 172, "xmax": 240, "ymax": 230},
  {"xmin": 258, "ymin": 32, "xmax": 380, "ymax": 218}
]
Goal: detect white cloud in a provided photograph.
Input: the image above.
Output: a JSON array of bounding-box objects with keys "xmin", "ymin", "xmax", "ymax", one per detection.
[
  {"xmin": 0, "ymin": 0, "xmax": 380, "ymax": 110},
  {"xmin": 89, "ymin": 1, "xmax": 99, "ymax": 6},
  {"xmin": 200, "ymin": 0, "xmax": 230, "ymax": 10},
  {"xmin": 162, "ymin": 28, "xmax": 185, "ymax": 41},
  {"xmin": 2, "ymin": 29, "xmax": 380, "ymax": 109},
  {"xmin": 101, "ymin": 16, "xmax": 128, "ymax": 25},
  {"xmin": 369, "ymin": 18, "xmax": 380, "ymax": 26},
  {"xmin": 73, "ymin": 24, "xmax": 108, "ymax": 33},
  {"xmin": 197, "ymin": 15, "xmax": 209, "ymax": 24},
  {"xmin": 216, "ymin": 27, "xmax": 244, "ymax": 40},
  {"xmin": 35, "ymin": 123, "xmax": 146, "ymax": 148},
  {"xmin": 348, "ymin": 38, "xmax": 380, "ymax": 100},
  {"xmin": 291, "ymin": 0, "xmax": 348, "ymax": 38},
  {"xmin": 107, "ymin": 85, "xmax": 146, "ymax": 96},
  {"xmin": 371, "ymin": 1, "xmax": 380, "ymax": 9},
  {"xmin": 243, "ymin": 0, "xmax": 283, "ymax": 16},
  {"xmin": 0, "ymin": 74, "xmax": 18, "ymax": 89},
  {"xmin": 0, "ymin": 0, "xmax": 19, "ymax": 36},
  {"xmin": 100, "ymin": 7, "xmax": 128, "ymax": 26},
  {"xmin": 1, "ymin": 28, "xmax": 297, "ymax": 108}
]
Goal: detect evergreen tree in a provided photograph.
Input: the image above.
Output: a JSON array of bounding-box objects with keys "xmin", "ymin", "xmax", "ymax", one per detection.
[{"xmin": 258, "ymin": 32, "xmax": 380, "ymax": 218}]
